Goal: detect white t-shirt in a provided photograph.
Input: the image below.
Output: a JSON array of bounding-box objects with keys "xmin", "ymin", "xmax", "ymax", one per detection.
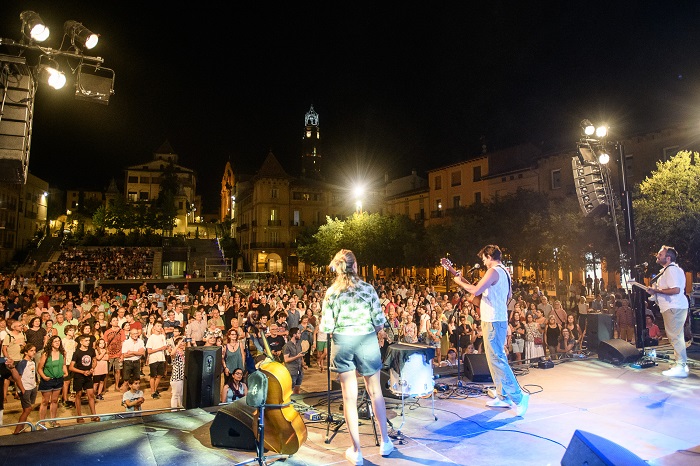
[
  {"xmin": 655, "ymin": 263, "xmax": 689, "ymax": 312},
  {"xmin": 145, "ymin": 333, "xmax": 167, "ymax": 363}
]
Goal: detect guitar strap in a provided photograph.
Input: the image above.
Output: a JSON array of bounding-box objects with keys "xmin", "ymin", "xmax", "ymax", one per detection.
[{"xmin": 650, "ymin": 263, "xmax": 675, "ymax": 285}]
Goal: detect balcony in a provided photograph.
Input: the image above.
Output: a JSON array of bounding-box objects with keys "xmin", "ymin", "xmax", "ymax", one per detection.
[
  {"xmin": 289, "ymin": 220, "xmax": 305, "ymax": 226},
  {"xmin": 430, "ymin": 210, "xmax": 443, "ymax": 218},
  {"xmin": 268, "ymin": 219, "xmax": 282, "ymax": 226},
  {"xmin": 237, "ymin": 223, "xmax": 249, "ymax": 232}
]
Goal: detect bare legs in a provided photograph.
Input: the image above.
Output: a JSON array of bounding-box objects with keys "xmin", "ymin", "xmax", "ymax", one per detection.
[{"xmin": 338, "ymin": 369, "xmax": 391, "ymax": 456}]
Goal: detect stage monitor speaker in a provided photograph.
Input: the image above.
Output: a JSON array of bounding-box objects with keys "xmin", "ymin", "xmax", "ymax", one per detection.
[
  {"xmin": 561, "ymin": 429, "xmax": 646, "ymax": 466},
  {"xmin": 597, "ymin": 339, "xmax": 641, "ymax": 365},
  {"xmin": 585, "ymin": 314, "xmax": 613, "ymax": 350},
  {"xmin": 463, "ymin": 353, "xmax": 492, "ymax": 383},
  {"xmin": 210, "ymin": 399, "xmax": 257, "ymax": 450},
  {"xmin": 184, "ymin": 346, "xmax": 222, "ymax": 409}
]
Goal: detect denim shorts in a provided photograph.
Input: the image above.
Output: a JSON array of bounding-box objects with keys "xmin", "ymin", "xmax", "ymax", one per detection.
[
  {"xmin": 38, "ymin": 377, "xmax": 64, "ymax": 392},
  {"xmin": 331, "ymin": 332, "xmax": 382, "ymax": 376}
]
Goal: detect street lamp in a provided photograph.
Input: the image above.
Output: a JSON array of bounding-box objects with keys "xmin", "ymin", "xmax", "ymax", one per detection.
[{"xmin": 353, "ymin": 184, "xmax": 364, "ymax": 214}]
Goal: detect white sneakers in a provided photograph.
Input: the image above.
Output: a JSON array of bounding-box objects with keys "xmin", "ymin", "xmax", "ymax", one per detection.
[
  {"xmin": 662, "ymin": 364, "xmax": 688, "ymax": 378},
  {"xmin": 485, "ymin": 393, "xmax": 530, "ymax": 417},
  {"xmin": 379, "ymin": 440, "xmax": 395, "ymax": 456},
  {"xmin": 486, "ymin": 397, "xmax": 512, "ymax": 408},
  {"xmin": 345, "ymin": 447, "xmax": 363, "ymax": 465}
]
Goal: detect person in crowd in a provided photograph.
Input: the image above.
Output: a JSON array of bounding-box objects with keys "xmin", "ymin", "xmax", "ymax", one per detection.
[
  {"xmin": 644, "ymin": 245, "xmax": 689, "ymax": 378},
  {"xmin": 38, "ymin": 335, "xmax": 67, "ymax": 427},
  {"xmin": 69, "ymin": 335, "xmax": 99, "ymax": 423},
  {"xmin": 314, "ymin": 316, "xmax": 328, "ymax": 373},
  {"xmin": 103, "ymin": 316, "xmax": 125, "ymax": 392},
  {"xmin": 543, "ymin": 314, "xmax": 562, "ymax": 359},
  {"xmin": 92, "ymin": 338, "xmax": 109, "ymax": 400},
  {"xmin": 3, "ymin": 318, "xmax": 26, "ymax": 403},
  {"xmin": 557, "ymin": 328, "xmax": 576, "ymax": 358},
  {"xmin": 61, "ymin": 325, "xmax": 77, "ymax": 408},
  {"xmin": 645, "ymin": 315, "xmax": 662, "ymax": 345},
  {"xmin": 222, "ymin": 328, "xmax": 245, "ymax": 382},
  {"xmin": 121, "ymin": 328, "xmax": 145, "ymax": 392},
  {"xmin": 146, "ymin": 322, "xmax": 168, "ymax": 399},
  {"xmin": 320, "ymin": 249, "xmax": 395, "ymax": 465},
  {"xmin": 122, "ymin": 377, "xmax": 145, "ymax": 412},
  {"xmin": 509, "ymin": 309, "xmax": 525, "ymax": 362},
  {"xmin": 299, "ymin": 315, "xmax": 315, "ymax": 369},
  {"xmin": 169, "ymin": 336, "xmax": 186, "ymax": 408},
  {"xmin": 426, "ymin": 319, "xmax": 442, "ymax": 364},
  {"xmin": 614, "ymin": 298, "xmax": 636, "ymax": 344},
  {"xmin": 452, "ymin": 245, "xmax": 529, "ymax": 417},
  {"xmin": 222, "ymin": 367, "xmax": 247, "ymax": 403},
  {"xmin": 564, "ymin": 314, "xmax": 583, "ymax": 351},
  {"xmin": 24, "ymin": 317, "xmax": 47, "ymax": 369},
  {"xmin": 439, "ymin": 348, "xmax": 459, "ymax": 367},
  {"xmin": 13, "ymin": 344, "xmax": 36, "ymax": 434},
  {"xmin": 524, "ymin": 313, "xmax": 545, "ymax": 361},
  {"xmin": 283, "ymin": 327, "xmax": 305, "ymax": 395}
]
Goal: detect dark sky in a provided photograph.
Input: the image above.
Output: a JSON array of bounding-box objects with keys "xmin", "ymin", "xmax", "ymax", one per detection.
[{"xmin": 4, "ymin": 2, "xmax": 700, "ymax": 212}]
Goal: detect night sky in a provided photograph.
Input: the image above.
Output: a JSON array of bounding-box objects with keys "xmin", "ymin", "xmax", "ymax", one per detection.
[{"xmin": 3, "ymin": 2, "xmax": 700, "ymax": 213}]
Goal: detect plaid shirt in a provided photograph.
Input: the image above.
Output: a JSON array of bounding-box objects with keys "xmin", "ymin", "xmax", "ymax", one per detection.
[{"xmin": 321, "ymin": 280, "xmax": 386, "ymax": 335}]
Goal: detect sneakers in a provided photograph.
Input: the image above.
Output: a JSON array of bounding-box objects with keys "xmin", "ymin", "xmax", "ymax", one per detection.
[
  {"xmin": 486, "ymin": 397, "xmax": 512, "ymax": 408},
  {"xmin": 662, "ymin": 365, "xmax": 688, "ymax": 378},
  {"xmin": 379, "ymin": 440, "xmax": 395, "ymax": 456},
  {"xmin": 344, "ymin": 447, "xmax": 363, "ymax": 465},
  {"xmin": 152, "ymin": 392, "xmax": 161, "ymax": 399},
  {"xmin": 685, "ymin": 364, "xmax": 690, "ymax": 374},
  {"xmin": 515, "ymin": 393, "xmax": 530, "ymax": 417}
]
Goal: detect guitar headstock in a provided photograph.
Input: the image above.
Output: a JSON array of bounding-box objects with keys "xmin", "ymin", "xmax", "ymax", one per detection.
[{"xmin": 440, "ymin": 257, "xmax": 453, "ymax": 270}]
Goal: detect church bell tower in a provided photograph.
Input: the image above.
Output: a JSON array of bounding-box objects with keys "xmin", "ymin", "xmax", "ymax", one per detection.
[{"xmin": 301, "ymin": 105, "xmax": 322, "ymax": 179}]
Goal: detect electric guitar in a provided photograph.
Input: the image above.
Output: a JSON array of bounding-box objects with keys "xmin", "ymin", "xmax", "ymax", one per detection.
[
  {"xmin": 628, "ymin": 279, "xmax": 657, "ymax": 302},
  {"xmin": 440, "ymin": 257, "xmax": 481, "ymax": 309}
]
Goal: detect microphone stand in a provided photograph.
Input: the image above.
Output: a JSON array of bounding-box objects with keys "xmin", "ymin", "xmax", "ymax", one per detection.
[{"xmin": 323, "ymin": 337, "xmax": 345, "ymax": 444}]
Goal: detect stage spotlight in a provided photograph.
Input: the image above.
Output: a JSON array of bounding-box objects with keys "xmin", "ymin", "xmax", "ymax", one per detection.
[
  {"xmin": 64, "ymin": 20, "xmax": 99, "ymax": 50},
  {"xmin": 597, "ymin": 151, "xmax": 610, "ymax": 165},
  {"xmin": 581, "ymin": 119, "xmax": 595, "ymax": 136},
  {"xmin": 74, "ymin": 63, "xmax": 115, "ymax": 105},
  {"xmin": 595, "ymin": 125, "xmax": 608, "ymax": 138},
  {"xmin": 20, "ymin": 11, "xmax": 49, "ymax": 42}
]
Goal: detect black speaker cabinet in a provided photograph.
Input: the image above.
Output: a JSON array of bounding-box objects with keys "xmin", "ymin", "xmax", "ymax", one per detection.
[
  {"xmin": 463, "ymin": 353, "xmax": 493, "ymax": 383},
  {"xmin": 184, "ymin": 346, "xmax": 222, "ymax": 409},
  {"xmin": 561, "ymin": 429, "xmax": 646, "ymax": 466},
  {"xmin": 210, "ymin": 399, "xmax": 257, "ymax": 450},
  {"xmin": 597, "ymin": 339, "xmax": 641, "ymax": 365},
  {"xmin": 585, "ymin": 314, "xmax": 613, "ymax": 350}
]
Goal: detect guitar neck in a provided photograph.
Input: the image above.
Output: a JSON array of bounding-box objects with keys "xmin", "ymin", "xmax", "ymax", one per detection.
[{"xmin": 258, "ymin": 330, "xmax": 276, "ymax": 361}]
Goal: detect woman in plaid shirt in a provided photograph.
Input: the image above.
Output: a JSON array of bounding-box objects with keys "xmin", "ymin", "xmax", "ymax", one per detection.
[{"xmin": 320, "ymin": 249, "xmax": 395, "ymax": 465}]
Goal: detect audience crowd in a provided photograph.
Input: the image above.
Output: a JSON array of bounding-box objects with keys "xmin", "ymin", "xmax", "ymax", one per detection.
[{"xmin": 0, "ymin": 249, "xmax": 666, "ymax": 434}]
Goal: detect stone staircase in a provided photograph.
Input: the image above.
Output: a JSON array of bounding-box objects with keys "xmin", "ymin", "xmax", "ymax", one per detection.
[{"xmin": 187, "ymin": 239, "xmax": 229, "ymax": 279}]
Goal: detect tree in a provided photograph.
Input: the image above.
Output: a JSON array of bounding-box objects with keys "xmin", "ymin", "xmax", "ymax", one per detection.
[{"xmin": 634, "ymin": 150, "xmax": 700, "ymax": 273}]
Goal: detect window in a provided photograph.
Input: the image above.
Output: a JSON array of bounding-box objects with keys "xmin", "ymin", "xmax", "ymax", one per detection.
[
  {"xmin": 451, "ymin": 171, "xmax": 461, "ymax": 186},
  {"xmin": 271, "ymin": 188, "xmax": 278, "ymax": 199},
  {"xmin": 270, "ymin": 209, "xmax": 278, "ymax": 221},
  {"xmin": 473, "ymin": 166, "xmax": 482, "ymax": 182},
  {"xmin": 474, "ymin": 192, "xmax": 482, "ymax": 203},
  {"xmin": 306, "ymin": 131, "xmax": 311, "ymax": 138},
  {"xmin": 663, "ymin": 145, "xmax": 679, "ymax": 161},
  {"xmin": 140, "ymin": 176, "xmax": 149, "ymax": 183},
  {"xmin": 128, "ymin": 192, "xmax": 138, "ymax": 202},
  {"xmin": 293, "ymin": 210, "xmax": 300, "ymax": 226},
  {"xmin": 269, "ymin": 230, "xmax": 279, "ymax": 243},
  {"xmin": 436, "ymin": 199, "xmax": 442, "ymax": 210},
  {"xmin": 139, "ymin": 191, "xmax": 149, "ymax": 201},
  {"xmin": 128, "ymin": 176, "xmax": 138, "ymax": 183},
  {"xmin": 453, "ymin": 196, "xmax": 461, "ymax": 208},
  {"xmin": 434, "ymin": 175, "xmax": 442, "ymax": 190},
  {"xmin": 178, "ymin": 201, "xmax": 184, "ymax": 210},
  {"xmin": 551, "ymin": 169, "xmax": 561, "ymax": 190}
]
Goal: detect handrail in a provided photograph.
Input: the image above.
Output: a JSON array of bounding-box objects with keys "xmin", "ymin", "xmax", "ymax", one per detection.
[
  {"xmin": 0, "ymin": 421, "xmax": 35, "ymax": 434},
  {"xmin": 31, "ymin": 406, "xmax": 185, "ymax": 430}
]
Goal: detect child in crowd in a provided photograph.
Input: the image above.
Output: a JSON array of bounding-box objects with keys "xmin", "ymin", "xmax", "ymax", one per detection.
[
  {"xmin": 13, "ymin": 344, "xmax": 36, "ymax": 434},
  {"xmin": 122, "ymin": 377, "xmax": 145, "ymax": 412}
]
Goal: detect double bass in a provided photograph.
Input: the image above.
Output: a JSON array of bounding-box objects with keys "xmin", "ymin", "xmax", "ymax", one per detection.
[{"xmin": 254, "ymin": 331, "xmax": 308, "ymax": 454}]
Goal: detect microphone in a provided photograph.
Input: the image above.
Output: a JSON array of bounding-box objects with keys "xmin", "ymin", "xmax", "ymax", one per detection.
[
  {"xmin": 634, "ymin": 262, "xmax": 648, "ymax": 269},
  {"xmin": 466, "ymin": 263, "xmax": 480, "ymax": 273}
]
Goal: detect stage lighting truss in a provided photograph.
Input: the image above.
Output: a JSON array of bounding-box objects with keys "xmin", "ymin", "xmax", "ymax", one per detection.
[{"xmin": 1, "ymin": 11, "xmax": 112, "ymax": 104}]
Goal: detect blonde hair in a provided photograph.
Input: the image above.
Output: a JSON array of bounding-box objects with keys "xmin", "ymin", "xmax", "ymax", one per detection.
[{"xmin": 329, "ymin": 249, "xmax": 360, "ymax": 293}]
